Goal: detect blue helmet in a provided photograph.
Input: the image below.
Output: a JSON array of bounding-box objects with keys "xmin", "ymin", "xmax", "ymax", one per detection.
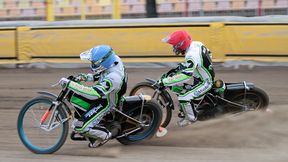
[{"xmin": 80, "ymin": 45, "xmax": 117, "ymax": 73}]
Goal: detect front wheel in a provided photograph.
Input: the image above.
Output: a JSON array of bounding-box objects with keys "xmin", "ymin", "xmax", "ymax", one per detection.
[
  {"xmin": 129, "ymin": 81, "xmax": 172, "ymax": 128},
  {"xmin": 17, "ymin": 96, "xmax": 69, "ymax": 154},
  {"xmin": 117, "ymin": 99, "xmax": 162, "ymax": 145}
]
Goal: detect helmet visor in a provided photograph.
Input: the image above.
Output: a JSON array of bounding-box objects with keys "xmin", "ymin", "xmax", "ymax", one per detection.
[
  {"xmin": 80, "ymin": 49, "xmax": 93, "ymax": 61},
  {"xmin": 161, "ymin": 36, "xmax": 171, "ymax": 43}
]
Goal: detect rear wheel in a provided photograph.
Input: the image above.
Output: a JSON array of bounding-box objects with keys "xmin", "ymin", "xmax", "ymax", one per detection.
[
  {"xmin": 117, "ymin": 99, "xmax": 162, "ymax": 145},
  {"xmin": 129, "ymin": 82, "xmax": 172, "ymax": 127},
  {"xmin": 228, "ymin": 87, "xmax": 269, "ymax": 112},
  {"xmin": 17, "ymin": 96, "xmax": 69, "ymax": 154}
]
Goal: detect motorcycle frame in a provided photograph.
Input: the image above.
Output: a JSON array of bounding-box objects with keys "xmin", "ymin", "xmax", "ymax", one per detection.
[
  {"xmin": 144, "ymin": 78, "xmax": 250, "ymax": 111},
  {"xmin": 37, "ymin": 90, "xmax": 149, "ymax": 138}
]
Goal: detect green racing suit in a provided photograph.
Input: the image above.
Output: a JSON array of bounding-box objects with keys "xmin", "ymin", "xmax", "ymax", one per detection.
[
  {"xmin": 162, "ymin": 41, "xmax": 215, "ymax": 122},
  {"xmin": 67, "ymin": 55, "xmax": 127, "ymax": 140}
]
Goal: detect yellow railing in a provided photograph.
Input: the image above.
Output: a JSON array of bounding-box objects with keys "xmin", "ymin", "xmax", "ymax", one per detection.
[
  {"xmin": 46, "ymin": 0, "xmax": 54, "ymax": 21},
  {"xmin": 112, "ymin": 0, "xmax": 121, "ymax": 19},
  {"xmin": 80, "ymin": 0, "xmax": 86, "ymax": 20}
]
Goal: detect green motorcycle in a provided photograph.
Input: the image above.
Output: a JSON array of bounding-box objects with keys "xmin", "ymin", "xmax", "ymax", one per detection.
[
  {"xmin": 17, "ymin": 76, "xmax": 162, "ymax": 154},
  {"xmin": 130, "ymin": 77, "xmax": 269, "ymax": 128}
]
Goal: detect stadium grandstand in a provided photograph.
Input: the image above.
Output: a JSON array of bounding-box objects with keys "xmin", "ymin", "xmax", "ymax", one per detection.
[{"xmin": 0, "ymin": 0, "xmax": 287, "ymax": 21}]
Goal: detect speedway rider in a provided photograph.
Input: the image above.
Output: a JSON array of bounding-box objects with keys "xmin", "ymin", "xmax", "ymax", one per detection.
[
  {"xmin": 59, "ymin": 45, "xmax": 127, "ymax": 147},
  {"xmin": 159, "ymin": 30, "xmax": 215, "ymax": 127}
]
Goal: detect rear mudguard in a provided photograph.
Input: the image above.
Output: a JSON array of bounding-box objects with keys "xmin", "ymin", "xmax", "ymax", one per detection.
[
  {"xmin": 224, "ymin": 82, "xmax": 255, "ymax": 99},
  {"xmin": 122, "ymin": 96, "xmax": 143, "ymax": 109},
  {"xmin": 225, "ymin": 82, "xmax": 255, "ymax": 91},
  {"xmin": 145, "ymin": 78, "xmax": 175, "ymax": 110},
  {"xmin": 121, "ymin": 95, "xmax": 152, "ymax": 112}
]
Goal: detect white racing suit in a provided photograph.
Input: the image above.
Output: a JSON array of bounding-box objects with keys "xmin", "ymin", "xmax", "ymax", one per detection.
[
  {"xmin": 67, "ymin": 55, "xmax": 127, "ymax": 140},
  {"xmin": 162, "ymin": 41, "xmax": 215, "ymax": 126}
]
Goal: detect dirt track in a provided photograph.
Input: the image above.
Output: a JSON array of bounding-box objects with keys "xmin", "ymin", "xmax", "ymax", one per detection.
[{"xmin": 0, "ymin": 66, "xmax": 288, "ymax": 162}]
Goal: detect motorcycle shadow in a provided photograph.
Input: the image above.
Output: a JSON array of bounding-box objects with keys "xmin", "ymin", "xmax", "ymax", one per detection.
[{"xmin": 55, "ymin": 142, "xmax": 122, "ymax": 158}]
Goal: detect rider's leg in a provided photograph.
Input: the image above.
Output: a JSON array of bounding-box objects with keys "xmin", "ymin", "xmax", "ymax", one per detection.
[
  {"xmin": 73, "ymin": 101, "xmax": 112, "ymax": 141},
  {"xmin": 177, "ymin": 80, "xmax": 213, "ymax": 127},
  {"xmin": 177, "ymin": 101, "xmax": 197, "ymax": 127}
]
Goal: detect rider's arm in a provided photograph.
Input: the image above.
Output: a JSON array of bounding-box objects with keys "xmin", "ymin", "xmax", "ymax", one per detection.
[
  {"xmin": 162, "ymin": 59, "xmax": 197, "ymax": 86},
  {"xmin": 161, "ymin": 63, "xmax": 185, "ymax": 79},
  {"xmin": 67, "ymin": 77, "xmax": 117, "ymax": 100},
  {"xmin": 68, "ymin": 81, "xmax": 101, "ymax": 100}
]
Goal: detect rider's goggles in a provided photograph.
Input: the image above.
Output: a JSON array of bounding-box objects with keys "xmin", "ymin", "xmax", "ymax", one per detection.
[
  {"xmin": 90, "ymin": 50, "xmax": 114, "ymax": 73},
  {"xmin": 173, "ymin": 41, "xmax": 184, "ymax": 51},
  {"xmin": 90, "ymin": 50, "xmax": 113, "ymax": 67}
]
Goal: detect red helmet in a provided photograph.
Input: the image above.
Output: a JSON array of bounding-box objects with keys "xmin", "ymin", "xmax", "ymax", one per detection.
[{"xmin": 162, "ymin": 30, "xmax": 192, "ymax": 55}]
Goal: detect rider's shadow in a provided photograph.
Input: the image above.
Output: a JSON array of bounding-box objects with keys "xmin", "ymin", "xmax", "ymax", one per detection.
[{"xmin": 55, "ymin": 141, "xmax": 121, "ymax": 158}]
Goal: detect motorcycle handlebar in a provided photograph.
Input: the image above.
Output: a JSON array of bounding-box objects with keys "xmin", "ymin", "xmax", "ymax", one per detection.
[
  {"xmin": 144, "ymin": 78, "xmax": 166, "ymax": 91},
  {"xmin": 51, "ymin": 75, "xmax": 77, "ymax": 88},
  {"xmin": 67, "ymin": 75, "xmax": 77, "ymax": 82}
]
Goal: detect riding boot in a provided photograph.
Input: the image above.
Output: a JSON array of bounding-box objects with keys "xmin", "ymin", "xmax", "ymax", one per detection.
[
  {"xmin": 86, "ymin": 126, "xmax": 112, "ymax": 148},
  {"xmin": 177, "ymin": 101, "xmax": 197, "ymax": 127},
  {"xmin": 87, "ymin": 126, "xmax": 112, "ymax": 140}
]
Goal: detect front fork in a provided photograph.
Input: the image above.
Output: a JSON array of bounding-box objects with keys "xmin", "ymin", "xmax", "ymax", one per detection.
[
  {"xmin": 153, "ymin": 89, "xmax": 170, "ymax": 110},
  {"xmin": 39, "ymin": 101, "xmax": 70, "ymax": 132}
]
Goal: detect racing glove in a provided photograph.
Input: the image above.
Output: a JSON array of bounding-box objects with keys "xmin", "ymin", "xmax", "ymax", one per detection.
[
  {"xmin": 75, "ymin": 73, "xmax": 89, "ymax": 82},
  {"xmin": 59, "ymin": 78, "xmax": 70, "ymax": 88},
  {"xmin": 155, "ymin": 79, "xmax": 165, "ymax": 90},
  {"xmin": 75, "ymin": 73, "xmax": 99, "ymax": 82}
]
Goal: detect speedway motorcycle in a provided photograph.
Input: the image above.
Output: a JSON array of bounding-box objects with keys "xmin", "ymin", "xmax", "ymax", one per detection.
[
  {"xmin": 17, "ymin": 76, "xmax": 162, "ymax": 154},
  {"xmin": 129, "ymin": 72, "xmax": 269, "ymax": 128}
]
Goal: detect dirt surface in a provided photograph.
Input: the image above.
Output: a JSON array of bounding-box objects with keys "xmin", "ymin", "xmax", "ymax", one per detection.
[{"xmin": 0, "ymin": 66, "xmax": 288, "ymax": 162}]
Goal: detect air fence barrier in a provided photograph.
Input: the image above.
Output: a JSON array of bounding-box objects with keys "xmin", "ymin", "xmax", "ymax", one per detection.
[{"xmin": 0, "ymin": 17, "xmax": 288, "ymax": 65}]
